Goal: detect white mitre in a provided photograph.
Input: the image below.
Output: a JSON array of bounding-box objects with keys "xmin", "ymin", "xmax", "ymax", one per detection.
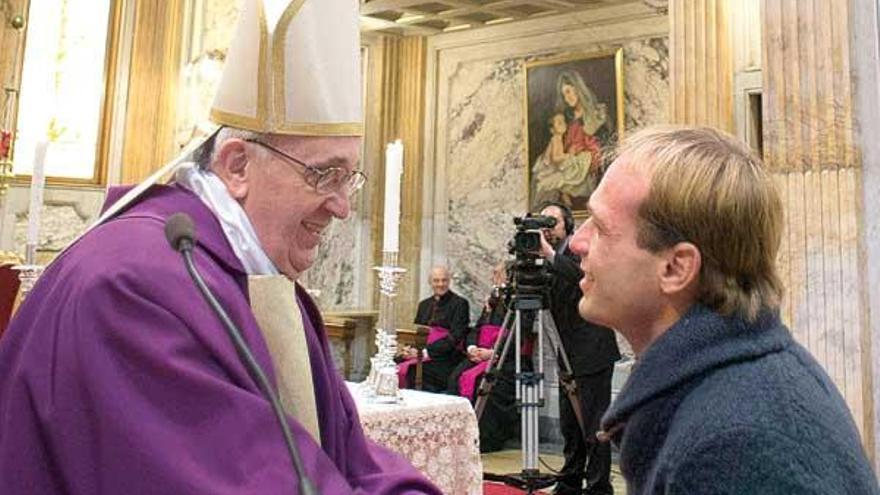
[
  {"xmin": 91, "ymin": 0, "xmax": 363, "ymax": 227},
  {"xmin": 211, "ymin": 0, "xmax": 363, "ymax": 136},
  {"xmin": 207, "ymin": 1, "xmax": 365, "ymax": 442}
]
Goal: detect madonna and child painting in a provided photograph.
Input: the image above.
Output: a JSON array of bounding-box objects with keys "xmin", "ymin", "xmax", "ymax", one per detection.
[{"xmin": 525, "ymin": 49, "xmax": 624, "ymax": 216}]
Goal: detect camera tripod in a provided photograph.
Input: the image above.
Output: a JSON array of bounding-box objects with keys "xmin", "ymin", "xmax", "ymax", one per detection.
[{"xmin": 474, "ymin": 292, "xmax": 588, "ymax": 495}]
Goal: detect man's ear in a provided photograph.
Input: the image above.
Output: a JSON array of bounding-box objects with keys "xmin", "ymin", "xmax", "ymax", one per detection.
[
  {"xmin": 659, "ymin": 242, "xmax": 701, "ymax": 296},
  {"xmin": 211, "ymin": 139, "xmax": 250, "ymax": 200}
]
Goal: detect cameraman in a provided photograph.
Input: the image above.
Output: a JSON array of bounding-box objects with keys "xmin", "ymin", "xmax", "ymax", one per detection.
[{"xmin": 537, "ymin": 202, "xmax": 620, "ymax": 495}]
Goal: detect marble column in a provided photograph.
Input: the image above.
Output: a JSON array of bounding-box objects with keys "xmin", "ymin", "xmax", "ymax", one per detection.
[
  {"xmin": 850, "ymin": 0, "xmax": 880, "ymax": 470},
  {"xmin": 763, "ymin": 0, "xmax": 872, "ymax": 453},
  {"xmin": 371, "ymin": 35, "xmax": 427, "ymax": 326},
  {"xmin": 669, "ymin": 0, "xmax": 734, "ymax": 130}
]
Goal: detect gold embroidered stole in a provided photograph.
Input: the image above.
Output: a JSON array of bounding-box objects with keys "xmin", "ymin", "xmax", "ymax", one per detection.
[{"xmin": 247, "ymin": 275, "xmax": 321, "ymax": 444}]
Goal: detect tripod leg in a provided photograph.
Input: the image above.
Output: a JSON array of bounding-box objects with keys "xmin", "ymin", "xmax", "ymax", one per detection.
[
  {"xmin": 481, "ymin": 306, "xmax": 557, "ymax": 494},
  {"xmin": 520, "ymin": 308, "xmax": 541, "ymax": 473},
  {"xmin": 541, "ymin": 312, "xmax": 590, "ymax": 446}
]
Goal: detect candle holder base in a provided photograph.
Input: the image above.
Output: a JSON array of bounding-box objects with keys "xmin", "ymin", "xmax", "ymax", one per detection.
[
  {"xmin": 363, "ymin": 327, "xmax": 401, "ymax": 402},
  {"xmin": 372, "ymin": 366, "xmax": 401, "ymax": 403}
]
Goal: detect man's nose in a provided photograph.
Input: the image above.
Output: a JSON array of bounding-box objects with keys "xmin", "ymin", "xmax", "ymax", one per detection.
[
  {"xmin": 325, "ymin": 189, "xmax": 351, "ymax": 220},
  {"xmin": 570, "ymin": 222, "xmax": 590, "ymax": 256}
]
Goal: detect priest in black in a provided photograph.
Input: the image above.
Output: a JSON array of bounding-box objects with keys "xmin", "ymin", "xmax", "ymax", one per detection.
[{"xmin": 402, "ymin": 266, "xmax": 470, "ymax": 393}]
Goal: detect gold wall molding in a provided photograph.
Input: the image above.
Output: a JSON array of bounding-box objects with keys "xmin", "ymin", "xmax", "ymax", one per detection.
[
  {"xmin": 669, "ymin": 0, "xmax": 734, "ymax": 130},
  {"xmin": 370, "ymin": 34, "xmax": 427, "ymax": 325},
  {"xmin": 120, "ymin": 0, "xmax": 185, "ymax": 184},
  {"xmin": 0, "ymin": 0, "xmax": 28, "ymax": 127}
]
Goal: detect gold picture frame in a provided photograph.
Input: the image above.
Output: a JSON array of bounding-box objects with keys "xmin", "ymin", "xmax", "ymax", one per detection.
[{"xmin": 524, "ymin": 48, "xmax": 624, "ymax": 218}]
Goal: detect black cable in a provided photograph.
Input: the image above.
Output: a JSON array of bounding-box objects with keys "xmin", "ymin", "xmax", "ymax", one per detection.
[{"xmin": 180, "ymin": 241, "xmax": 317, "ymax": 495}]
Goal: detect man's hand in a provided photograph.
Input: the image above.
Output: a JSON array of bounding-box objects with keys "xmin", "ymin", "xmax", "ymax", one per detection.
[
  {"xmin": 477, "ymin": 347, "xmax": 495, "ymax": 361},
  {"xmin": 470, "ymin": 348, "xmax": 494, "ymax": 362},
  {"xmin": 398, "ymin": 345, "xmax": 418, "ymax": 360},
  {"xmin": 539, "ymin": 229, "xmax": 556, "ymax": 259}
]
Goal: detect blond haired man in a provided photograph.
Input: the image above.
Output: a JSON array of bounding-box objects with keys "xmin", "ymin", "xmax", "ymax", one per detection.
[{"xmin": 571, "ymin": 126, "xmax": 878, "ymax": 494}]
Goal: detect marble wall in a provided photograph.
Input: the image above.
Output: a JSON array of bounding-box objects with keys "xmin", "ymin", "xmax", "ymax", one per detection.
[
  {"xmin": 299, "ymin": 214, "xmax": 367, "ymax": 311},
  {"xmin": 13, "ymin": 204, "xmax": 91, "ymax": 256},
  {"xmin": 442, "ymin": 37, "xmax": 669, "ymax": 323},
  {"xmin": 0, "ymin": 185, "xmax": 105, "ymax": 258}
]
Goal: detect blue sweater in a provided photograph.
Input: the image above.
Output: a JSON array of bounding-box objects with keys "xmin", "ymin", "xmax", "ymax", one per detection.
[{"xmin": 601, "ymin": 304, "xmax": 879, "ymax": 494}]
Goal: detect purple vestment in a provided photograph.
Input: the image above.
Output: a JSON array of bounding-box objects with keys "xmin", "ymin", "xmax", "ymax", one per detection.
[{"xmin": 0, "ymin": 185, "xmax": 441, "ymax": 494}]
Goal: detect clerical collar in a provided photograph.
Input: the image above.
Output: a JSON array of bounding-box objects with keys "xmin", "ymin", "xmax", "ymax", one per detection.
[
  {"xmin": 174, "ymin": 163, "xmax": 279, "ymax": 275},
  {"xmin": 433, "ymin": 291, "xmax": 452, "ymax": 303}
]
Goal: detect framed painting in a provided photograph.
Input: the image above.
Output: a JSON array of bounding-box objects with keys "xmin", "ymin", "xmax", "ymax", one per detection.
[{"xmin": 524, "ymin": 48, "xmax": 624, "ymax": 217}]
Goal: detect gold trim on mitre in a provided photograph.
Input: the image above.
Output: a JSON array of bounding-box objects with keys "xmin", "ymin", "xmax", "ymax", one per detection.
[
  {"xmin": 209, "ymin": 110, "xmax": 364, "ymax": 137},
  {"xmin": 210, "ymin": 0, "xmax": 363, "ymax": 137},
  {"xmin": 275, "ymin": 122, "xmax": 365, "ymax": 136},
  {"xmin": 209, "ymin": 0, "xmax": 269, "ymax": 132},
  {"xmin": 210, "ymin": 108, "xmax": 267, "ymax": 132},
  {"xmin": 257, "ymin": 1, "xmax": 269, "ymax": 125},
  {"xmin": 272, "ymin": 0, "xmax": 307, "ymax": 129}
]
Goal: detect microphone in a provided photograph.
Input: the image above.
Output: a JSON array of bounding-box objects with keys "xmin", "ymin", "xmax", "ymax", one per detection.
[
  {"xmin": 164, "ymin": 212, "xmax": 317, "ymax": 495},
  {"xmin": 164, "ymin": 212, "xmax": 196, "ymax": 252}
]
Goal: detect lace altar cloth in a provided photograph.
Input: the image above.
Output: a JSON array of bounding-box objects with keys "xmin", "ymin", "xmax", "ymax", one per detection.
[{"xmin": 347, "ymin": 382, "xmax": 483, "ymax": 494}]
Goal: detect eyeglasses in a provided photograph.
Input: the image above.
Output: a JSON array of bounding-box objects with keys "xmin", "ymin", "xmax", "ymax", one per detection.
[{"xmin": 243, "ymin": 138, "xmax": 367, "ymax": 196}]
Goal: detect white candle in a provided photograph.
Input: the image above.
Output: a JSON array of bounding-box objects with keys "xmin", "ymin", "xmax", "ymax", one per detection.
[
  {"xmin": 382, "ymin": 140, "xmax": 403, "ymax": 253},
  {"xmin": 27, "ymin": 140, "xmax": 48, "ymax": 252}
]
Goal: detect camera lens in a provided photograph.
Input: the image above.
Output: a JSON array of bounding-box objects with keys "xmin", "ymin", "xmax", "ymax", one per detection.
[{"xmin": 514, "ymin": 231, "xmax": 541, "ymax": 252}]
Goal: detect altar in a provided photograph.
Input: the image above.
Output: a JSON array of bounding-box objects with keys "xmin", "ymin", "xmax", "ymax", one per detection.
[{"xmin": 347, "ymin": 383, "xmax": 483, "ymax": 495}]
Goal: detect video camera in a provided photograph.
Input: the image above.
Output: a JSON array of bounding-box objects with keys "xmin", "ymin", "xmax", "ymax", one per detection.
[
  {"xmin": 510, "ymin": 214, "xmax": 556, "ymax": 253},
  {"xmin": 506, "ymin": 213, "xmax": 555, "ymax": 303}
]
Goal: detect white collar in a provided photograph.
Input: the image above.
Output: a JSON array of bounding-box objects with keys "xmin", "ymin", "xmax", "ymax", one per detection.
[{"xmin": 174, "ymin": 163, "xmax": 279, "ymax": 275}]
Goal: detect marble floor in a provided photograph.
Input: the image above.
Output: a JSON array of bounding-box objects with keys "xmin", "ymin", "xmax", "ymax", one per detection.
[{"xmin": 481, "ymin": 449, "xmax": 627, "ymax": 494}]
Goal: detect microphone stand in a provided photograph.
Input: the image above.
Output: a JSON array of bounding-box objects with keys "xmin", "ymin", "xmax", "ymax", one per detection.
[{"xmin": 170, "ymin": 221, "xmax": 317, "ymax": 495}]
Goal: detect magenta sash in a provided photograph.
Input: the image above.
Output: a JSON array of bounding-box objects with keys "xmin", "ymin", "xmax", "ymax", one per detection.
[
  {"xmin": 457, "ymin": 324, "xmax": 538, "ymax": 399},
  {"xmin": 457, "ymin": 324, "xmax": 502, "ymax": 400},
  {"xmin": 425, "ymin": 326, "xmax": 450, "ymax": 345},
  {"xmin": 476, "ymin": 324, "xmax": 502, "ymax": 348},
  {"xmin": 397, "ymin": 326, "xmax": 449, "ymax": 388},
  {"xmin": 458, "ymin": 361, "xmax": 490, "ymax": 400}
]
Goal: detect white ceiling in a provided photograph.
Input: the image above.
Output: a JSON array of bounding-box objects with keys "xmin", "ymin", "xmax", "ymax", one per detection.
[{"xmin": 360, "ymin": 0, "xmax": 668, "ymax": 35}]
